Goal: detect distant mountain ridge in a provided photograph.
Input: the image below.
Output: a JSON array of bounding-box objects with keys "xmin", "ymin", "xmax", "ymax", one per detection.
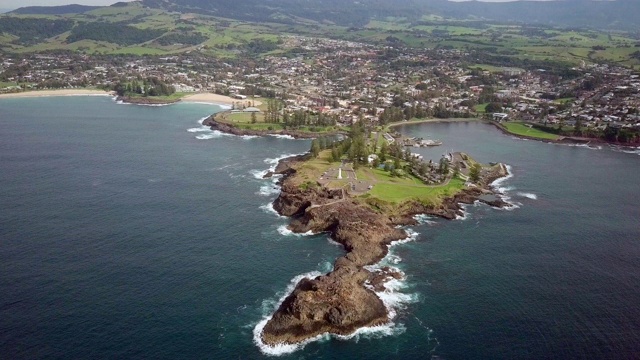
[
  {"xmin": 10, "ymin": 4, "xmax": 101, "ymax": 15},
  {"xmin": 8, "ymin": 0, "xmax": 640, "ymax": 30},
  {"xmin": 138, "ymin": 0, "xmax": 640, "ymax": 30}
]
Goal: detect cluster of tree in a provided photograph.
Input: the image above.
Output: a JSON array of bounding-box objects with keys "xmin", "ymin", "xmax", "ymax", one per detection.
[
  {"xmin": 245, "ymin": 39, "xmax": 281, "ymax": 55},
  {"xmin": 309, "ymin": 137, "xmax": 339, "ymax": 158},
  {"xmin": 0, "ymin": 18, "xmax": 74, "ymax": 45},
  {"xmin": 485, "ymin": 102, "xmax": 503, "ymax": 114},
  {"xmin": 469, "ymin": 163, "xmax": 481, "ymax": 183},
  {"xmin": 378, "ymin": 105, "xmax": 428, "ymax": 125},
  {"xmin": 113, "ymin": 77, "xmax": 175, "ymax": 97},
  {"xmin": 327, "ymin": 121, "xmax": 367, "ymax": 167},
  {"xmin": 282, "ymin": 111, "xmax": 337, "ymax": 129},
  {"xmin": 530, "ymin": 122, "xmax": 639, "ymax": 144},
  {"xmin": 67, "ymin": 22, "xmax": 165, "ymax": 46},
  {"xmin": 10, "ymin": 4, "xmax": 100, "ymax": 15},
  {"xmin": 263, "ymin": 99, "xmax": 282, "ymax": 123},
  {"xmin": 155, "ymin": 32, "xmax": 207, "ymax": 46}
]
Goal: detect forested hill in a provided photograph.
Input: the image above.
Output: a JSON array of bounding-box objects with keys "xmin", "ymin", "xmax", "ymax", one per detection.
[
  {"xmin": 140, "ymin": 0, "xmax": 640, "ymax": 30},
  {"xmin": 8, "ymin": 0, "xmax": 640, "ymax": 30},
  {"xmin": 10, "ymin": 4, "xmax": 100, "ymax": 15}
]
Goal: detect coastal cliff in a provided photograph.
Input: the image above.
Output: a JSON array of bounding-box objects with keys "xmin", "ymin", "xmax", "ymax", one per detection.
[{"xmin": 260, "ymin": 155, "xmax": 509, "ymax": 346}]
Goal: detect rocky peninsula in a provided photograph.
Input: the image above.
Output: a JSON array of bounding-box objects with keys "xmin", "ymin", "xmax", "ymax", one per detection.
[
  {"xmin": 259, "ymin": 153, "xmax": 510, "ymax": 346},
  {"xmin": 203, "ymin": 113, "xmax": 345, "ymax": 139},
  {"xmin": 116, "ymin": 95, "xmax": 181, "ymax": 105}
]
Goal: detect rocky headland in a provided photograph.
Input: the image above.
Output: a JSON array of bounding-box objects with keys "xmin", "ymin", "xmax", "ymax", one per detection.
[
  {"xmin": 116, "ymin": 95, "xmax": 181, "ymax": 105},
  {"xmin": 203, "ymin": 114, "xmax": 345, "ymax": 139},
  {"xmin": 259, "ymin": 155, "xmax": 510, "ymax": 346}
]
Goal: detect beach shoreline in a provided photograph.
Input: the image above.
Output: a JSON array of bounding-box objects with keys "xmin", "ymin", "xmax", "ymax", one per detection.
[
  {"xmin": 0, "ymin": 89, "xmax": 114, "ymax": 98},
  {"xmin": 181, "ymin": 93, "xmax": 261, "ymax": 106},
  {"xmin": 0, "ymin": 90, "xmax": 250, "ymax": 107}
]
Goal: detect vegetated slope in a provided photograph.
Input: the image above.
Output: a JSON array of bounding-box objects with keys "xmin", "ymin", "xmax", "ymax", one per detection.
[
  {"xmin": 432, "ymin": 0, "xmax": 640, "ymax": 31},
  {"xmin": 10, "ymin": 5, "xmax": 101, "ymax": 15},
  {"xmin": 0, "ymin": 18, "xmax": 75, "ymax": 45},
  {"xmin": 141, "ymin": 0, "xmax": 435, "ymax": 26},
  {"xmin": 141, "ymin": 0, "xmax": 640, "ymax": 30},
  {"xmin": 67, "ymin": 22, "xmax": 166, "ymax": 46}
]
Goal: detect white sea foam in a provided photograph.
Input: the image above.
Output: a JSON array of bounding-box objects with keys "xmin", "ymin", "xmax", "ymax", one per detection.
[
  {"xmin": 327, "ymin": 237, "xmax": 342, "ymax": 247},
  {"xmin": 269, "ymin": 134, "xmax": 297, "ymax": 140},
  {"xmin": 195, "ymin": 132, "xmax": 227, "ymax": 140},
  {"xmin": 517, "ymin": 192, "xmax": 538, "ymax": 200},
  {"xmin": 566, "ymin": 143, "xmax": 602, "ymax": 150},
  {"xmin": 259, "ymin": 184, "xmax": 280, "ymax": 196},
  {"xmin": 496, "ymin": 195, "xmax": 521, "ymax": 211},
  {"xmin": 241, "ymin": 135, "xmax": 260, "ymax": 140},
  {"xmin": 250, "ymin": 169, "xmax": 270, "ymax": 179},
  {"xmin": 260, "ymin": 203, "xmax": 285, "ymax": 218},
  {"xmin": 490, "ymin": 164, "xmax": 513, "ymax": 189},
  {"xmin": 392, "ymin": 228, "xmax": 420, "ymax": 245},
  {"xmin": 253, "ymin": 271, "xmax": 325, "ymax": 356},
  {"xmin": 362, "ymin": 230, "xmax": 420, "ymax": 330},
  {"xmin": 253, "ymin": 152, "xmax": 308, "ymax": 179},
  {"xmin": 413, "ymin": 214, "xmax": 437, "ymax": 225},
  {"xmin": 611, "ymin": 146, "xmax": 640, "ymax": 156},
  {"xmin": 455, "ymin": 205, "xmax": 470, "ymax": 220},
  {"xmin": 264, "ymin": 153, "xmax": 305, "ymax": 166},
  {"xmin": 277, "ymin": 225, "xmax": 314, "ymax": 237},
  {"xmin": 187, "ymin": 127, "xmax": 211, "ymax": 133},
  {"xmin": 487, "ymin": 164, "xmax": 523, "ymax": 210},
  {"xmin": 319, "ymin": 260, "xmax": 334, "ymax": 274}
]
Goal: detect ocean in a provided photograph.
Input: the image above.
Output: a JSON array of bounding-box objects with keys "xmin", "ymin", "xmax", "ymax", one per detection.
[{"xmin": 1, "ymin": 97, "xmax": 639, "ymax": 359}]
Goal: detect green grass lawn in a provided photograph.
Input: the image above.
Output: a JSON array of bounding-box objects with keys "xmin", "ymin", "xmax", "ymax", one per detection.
[
  {"xmin": 368, "ymin": 177, "xmax": 466, "ymax": 204},
  {"xmin": 475, "ymin": 103, "xmax": 489, "ymax": 113},
  {"xmin": 554, "ymin": 97, "xmax": 574, "ymax": 104},
  {"xmin": 502, "ymin": 122, "xmax": 560, "ymax": 140},
  {"xmin": 0, "ymin": 81, "xmax": 18, "ymax": 88}
]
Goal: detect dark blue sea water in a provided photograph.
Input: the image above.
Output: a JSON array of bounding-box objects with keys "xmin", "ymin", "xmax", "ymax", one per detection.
[{"xmin": 1, "ymin": 98, "xmax": 639, "ymax": 359}]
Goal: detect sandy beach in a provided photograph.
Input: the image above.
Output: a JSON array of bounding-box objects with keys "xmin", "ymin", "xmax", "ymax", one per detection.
[
  {"xmin": 0, "ymin": 89, "xmax": 113, "ymax": 98},
  {"xmin": 181, "ymin": 93, "xmax": 262, "ymax": 106}
]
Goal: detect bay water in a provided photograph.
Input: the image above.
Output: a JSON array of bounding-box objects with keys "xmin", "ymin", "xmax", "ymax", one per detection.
[{"xmin": 1, "ymin": 98, "xmax": 638, "ymax": 359}]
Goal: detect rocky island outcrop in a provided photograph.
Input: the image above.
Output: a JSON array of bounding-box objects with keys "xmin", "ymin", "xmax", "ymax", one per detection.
[{"xmin": 259, "ymin": 155, "xmax": 509, "ymax": 347}]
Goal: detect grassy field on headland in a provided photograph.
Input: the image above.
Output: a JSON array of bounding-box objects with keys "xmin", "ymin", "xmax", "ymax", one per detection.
[
  {"xmin": 500, "ymin": 122, "xmax": 561, "ymax": 140},
  {"xmin": 293, "ymin": 149, "xmax": 467, "ymax": 209}
]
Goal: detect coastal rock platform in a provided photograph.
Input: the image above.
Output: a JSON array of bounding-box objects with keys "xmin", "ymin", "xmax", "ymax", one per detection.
[{"xmin": 259, "ymin": 155, "xmax": 510, "ymax": 347}]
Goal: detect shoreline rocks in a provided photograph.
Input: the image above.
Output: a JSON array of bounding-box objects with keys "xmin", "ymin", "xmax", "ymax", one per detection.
[
  {"xmin": 203, "ymin": 114, "xmax": 345, "ymax": 139},
  {"xmin": 116, "ymin": 96, "xmax": 180, "ymax": 105}
]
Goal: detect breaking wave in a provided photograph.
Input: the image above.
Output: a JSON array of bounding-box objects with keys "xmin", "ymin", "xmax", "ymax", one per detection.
[
  {"xmin": 611, "ymin": 146, "xmax": 640, "ymax": 156},
  {"xmin": 269, "ymin": 134, "xmax": 296, "ymax": 140},
  {"xmin": 488, "ymin": 164, "xmax": 521, "ymax": 210},
  {"xmin": 455, "ymin": 205, "xmax": 470, "ymax": 220},
  {"xmin": 277, "ymin": 225, "xmax": 314, "ymax": 237},
  {"xmin": 195, "ymin": 132, "xmax": 227, "ymax": 140},
  {"xmin": 259, "ymin": 184, "xmax": 281, "ymax": 196},
  {"xmin": 413, "ymin": 214, "xmax": 437, "ymax": 225},
  {"xmin": 517, "ymin": 192, "xmax": 538, "ymax": 200},
  {"xmin": 259, "ymin": 203, "xmax": 285, "ymax": 218}
]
